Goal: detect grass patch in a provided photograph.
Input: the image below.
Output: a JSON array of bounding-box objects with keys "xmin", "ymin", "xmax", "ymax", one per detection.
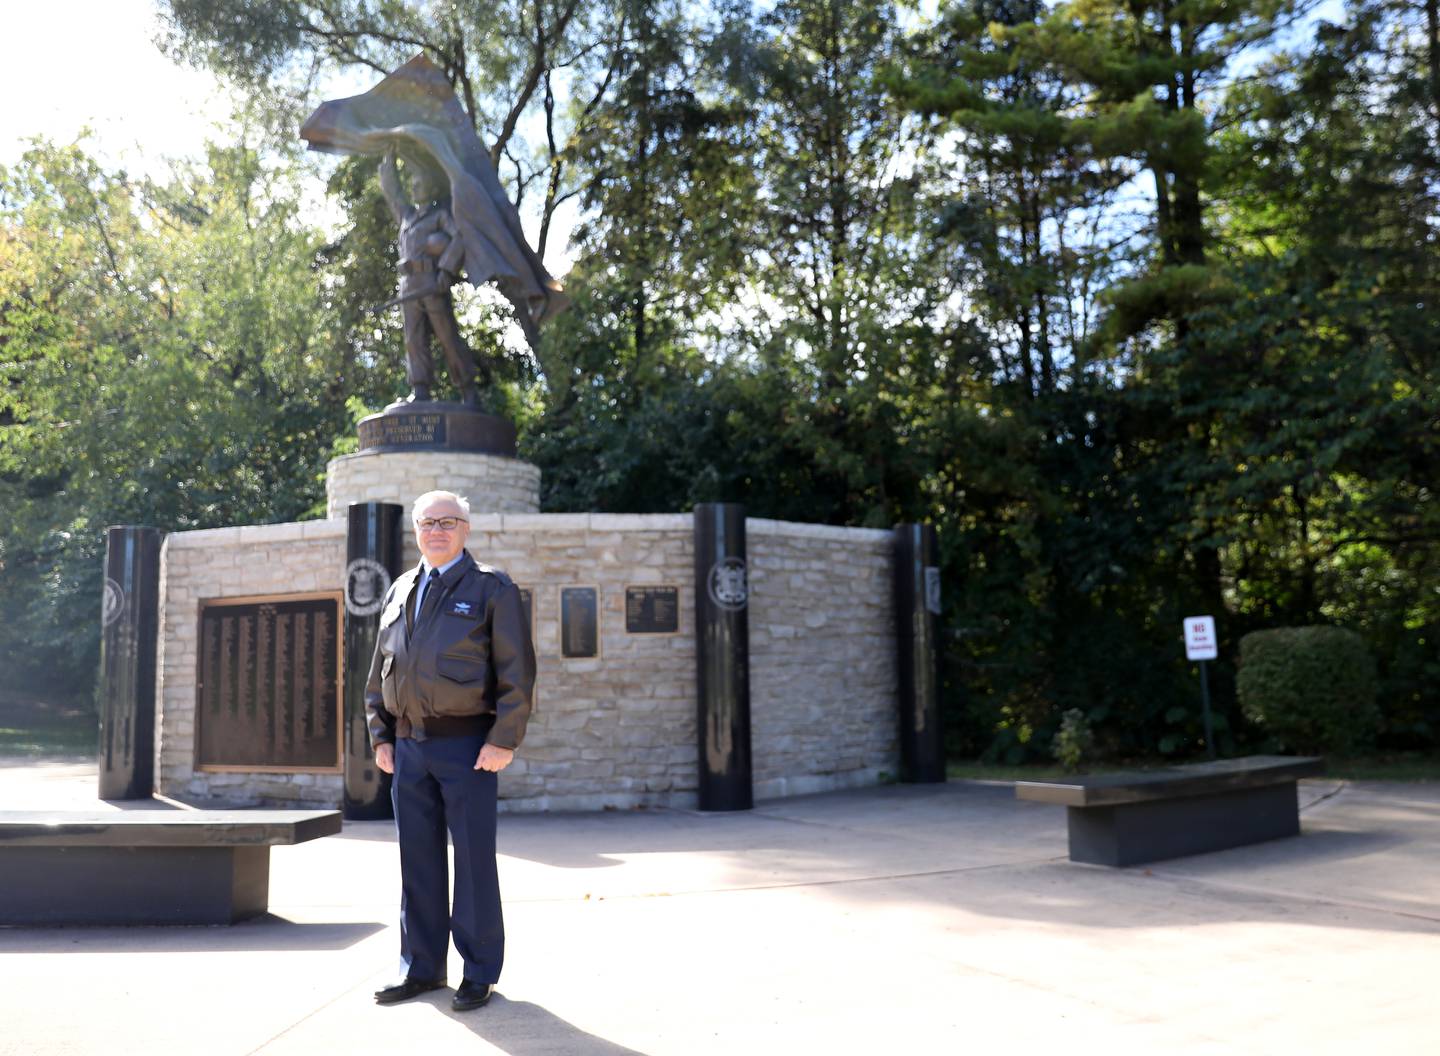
[
  {"xmin": 1320, "ymin": 754, "xmax": 1439, "ymax": 782},
  {"xmin": 946, "ymin": 761, "xmax": 1069, "ymax": 782},
  {"xmin": 948, "ymin": 753, "xmax": 1439, "ymax": 783},
  {"xmin": 0, "ymin": 696, "xmax": 97, "ymax": 757}
]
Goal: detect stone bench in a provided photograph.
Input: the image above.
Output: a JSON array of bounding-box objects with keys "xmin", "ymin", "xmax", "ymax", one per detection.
[
  {"xmin": 1015, "ymin": 755, "xmax": 1325, "ymax": 867},
  {"xmin": 0, "ymin": 809, "xmax": 342, "ymax": 925}
]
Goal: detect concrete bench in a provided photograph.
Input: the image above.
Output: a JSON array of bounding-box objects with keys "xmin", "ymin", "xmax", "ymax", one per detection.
[
  {"xmin": 1015, "ymin": 755, "xmax": 1325, "ymax": 867},
  {"xmin": 0, "ymin": 809, "xmax": 342, "ymax": 925}
]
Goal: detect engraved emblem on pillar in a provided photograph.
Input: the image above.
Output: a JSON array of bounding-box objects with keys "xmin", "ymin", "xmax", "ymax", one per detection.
[
  {"xmin": 707, "ymin": 556, "xmax": 749, "ymax": 611},
  {"xmin": 345, "ymin": 557, "xmax": 392, "ymax": 617},
  {"xmin": 102, "ymin": 578, "xmax": 126, "ymax": 627}
]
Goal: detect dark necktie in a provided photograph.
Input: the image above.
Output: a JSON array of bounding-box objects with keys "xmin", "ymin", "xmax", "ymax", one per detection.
[
  {"xmin": 419, "ymin": 567, "xmax": 445, "ymax": 621},
  {"xmin": 408, "ymin": 568, "xmax": 441, "ymax": 638}
]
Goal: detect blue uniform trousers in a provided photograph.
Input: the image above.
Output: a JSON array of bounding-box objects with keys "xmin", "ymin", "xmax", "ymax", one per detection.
[{"xmin": 391, "ymin": 732, "xmax": 504, "ymax": 984}]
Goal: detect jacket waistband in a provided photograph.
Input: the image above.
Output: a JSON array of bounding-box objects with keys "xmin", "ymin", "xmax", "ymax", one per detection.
[{"xmin": 404, "ymin": 714, "xmax": 494, "ymax": 740}]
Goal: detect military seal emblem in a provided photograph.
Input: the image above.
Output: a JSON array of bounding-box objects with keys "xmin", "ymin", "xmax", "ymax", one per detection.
[
  {"xmin": 707, "ymin": 557, "xmax": 749, "ymax": 612},
  {"xmin": 101, "ymin": 578, "xmax": 125, "ymax": 627},
  {"xmin": 345, "ymin": 557, "xmax": 392, "ymax": 617}
]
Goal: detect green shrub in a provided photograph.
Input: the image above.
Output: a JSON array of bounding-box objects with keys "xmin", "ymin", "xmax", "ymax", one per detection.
[
  {"xmin": 1051, "ymin": 708, "xmax": 1094, "ymax": 772},
  {"xmin": 1238, "ymin": 627, "xmax": 1380, "ymax": 755}
]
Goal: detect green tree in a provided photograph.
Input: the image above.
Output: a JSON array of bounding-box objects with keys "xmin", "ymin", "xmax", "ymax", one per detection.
[
  {"xmin": 521, "ymin": 0, "xmax": 762, "ymax": 512},
  {"xmin": 1199, "ymin": 3, "xmax": 1440, "ymax": 745},
  {"xmin": 0, "ymin": 140, "xmax": 360, "ymax": 704}
]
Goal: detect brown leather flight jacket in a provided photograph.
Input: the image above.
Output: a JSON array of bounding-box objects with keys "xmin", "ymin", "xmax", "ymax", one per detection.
[{"xmin": 365, "ymin": 551, "xmax": 535, "ymax": 750}]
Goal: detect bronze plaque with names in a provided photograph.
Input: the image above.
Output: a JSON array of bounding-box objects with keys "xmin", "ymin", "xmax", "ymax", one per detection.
[
  {"xmin": 196, "ymin": 595, "xmax": 341, "ymax": 770},
  {"xmin": 626, "ymin": 586, "xmax": 679, "ymax": 634},
  {"xmin": 560, "ymin": 586, "xmax": 599, "ymax": 659}
]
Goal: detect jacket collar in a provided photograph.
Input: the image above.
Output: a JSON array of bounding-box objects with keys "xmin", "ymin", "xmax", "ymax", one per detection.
[{"xmin": 417, "ymin": 549, "xmax": 475, "ymax": 589}]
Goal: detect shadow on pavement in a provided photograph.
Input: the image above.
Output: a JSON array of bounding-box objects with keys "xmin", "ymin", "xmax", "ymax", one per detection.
[{"xmin": 453, "ymin": 996, "xmax": 651, "ymax": 1055}]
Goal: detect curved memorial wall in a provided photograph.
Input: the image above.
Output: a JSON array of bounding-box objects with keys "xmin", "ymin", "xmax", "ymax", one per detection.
[{"xmin": 153, "ymin": 511, "xmax": 904, "ymax": 811}]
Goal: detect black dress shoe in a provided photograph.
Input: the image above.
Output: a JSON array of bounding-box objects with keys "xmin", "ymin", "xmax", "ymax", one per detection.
[
  {"xmin": 451, "ymin": 980, "xmax": 494, "ymax": 1011},
  {"xmin": 374, "ymin": 977, "xmax": 447, "ymax": 1005}
]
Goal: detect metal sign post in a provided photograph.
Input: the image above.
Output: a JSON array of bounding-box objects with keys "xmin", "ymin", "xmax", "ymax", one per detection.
[{"xmin": 1183, "ymin": 615, "xmax": 1218, "ymax": 760}]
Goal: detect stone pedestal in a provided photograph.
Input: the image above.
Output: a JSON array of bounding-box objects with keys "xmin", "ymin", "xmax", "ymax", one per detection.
[
  {"xmin": 327, "ymin": 400, "xmax": 541, "ymax": 517},
  {"xmin": 326, "ymin": 449, "xmax": 540, "ymax": 517}
]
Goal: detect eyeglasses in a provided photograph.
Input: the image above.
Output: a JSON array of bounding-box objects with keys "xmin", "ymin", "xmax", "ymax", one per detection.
[{"xmin": 416, "ymin": 517, "xmax": 467, "ymax": 532}]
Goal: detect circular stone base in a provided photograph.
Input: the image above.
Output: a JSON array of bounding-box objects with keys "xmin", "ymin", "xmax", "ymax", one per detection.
[
  {"xmin": 357, "ymin": 401, "xmax": 517, "ymax": 456},
  {"xmin": 326, "ymin": 449, "xmax": 541, "ymax": 519}
]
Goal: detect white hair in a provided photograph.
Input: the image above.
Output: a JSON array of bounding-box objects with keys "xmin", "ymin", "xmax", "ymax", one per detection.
[{"xmin": 411, "ymin": 490, "xmax": 472, "ymax": 521}]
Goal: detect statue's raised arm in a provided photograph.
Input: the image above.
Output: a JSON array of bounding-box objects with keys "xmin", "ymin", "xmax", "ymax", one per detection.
[{"xmin": 377, "ymin": 147, "xmax": 406, "ymax": 225}]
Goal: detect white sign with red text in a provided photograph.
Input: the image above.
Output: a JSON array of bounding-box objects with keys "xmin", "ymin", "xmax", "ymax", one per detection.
[{"xmin": 1184, "ymin": 615, "xmax": 1218, "ymax": 661}]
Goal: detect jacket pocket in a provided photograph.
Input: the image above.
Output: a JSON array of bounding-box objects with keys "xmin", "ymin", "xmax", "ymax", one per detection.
[{"xmin": 436, "ymin": 654, "xmax": 485, "ymax": 685}]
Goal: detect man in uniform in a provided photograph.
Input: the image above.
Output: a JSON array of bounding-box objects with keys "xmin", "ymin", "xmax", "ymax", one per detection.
[{"xmin": 366, "ymin": 490, "xmax": 535, "ymax": 1011}]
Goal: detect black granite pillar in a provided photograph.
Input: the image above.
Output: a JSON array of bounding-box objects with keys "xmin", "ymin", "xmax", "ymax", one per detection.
[
  {"xmin": 693, "ymin": 503, "xmax": 753, "ymax": 811},
  {"xmin": 343, "ymin": 502, "xmax": 404, "ymax": 819},
  {"xmin": 97, "ymin": 526, "xmax": 162, "ymax": 800},
  {"xmin": 893, "ymin": 524, "xmax": 945, "ymax": 783}
]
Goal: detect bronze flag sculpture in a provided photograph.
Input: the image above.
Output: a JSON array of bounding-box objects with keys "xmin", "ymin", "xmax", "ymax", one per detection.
[{"xmin": 301, "ymin": 54, "xmax": 568, "ymax": 406}]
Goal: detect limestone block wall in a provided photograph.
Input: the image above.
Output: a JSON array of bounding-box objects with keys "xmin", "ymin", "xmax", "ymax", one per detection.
[
  {"xmin": 747, "ymin": 520, "xmax": 897, "ymax": 799},
  {"xmin": 465, "ymin": 514, "xmax": 699, "ymax": 811},
  {"xmin": 154, "ymin": 512, "xmax": 900, "ymax": 812},
  {"xmin": 326, "ymin": 449, "xmax": 540, "ymax": 519}
]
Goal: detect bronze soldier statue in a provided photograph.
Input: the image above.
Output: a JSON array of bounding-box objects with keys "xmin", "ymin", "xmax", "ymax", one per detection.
[
  {"xmin": 379, "ymin": 147, "xmax": 489, "ymax": 406},
  {"xmin": 301, "ymin": 54, "xmax": 569, "ymax": 409}
]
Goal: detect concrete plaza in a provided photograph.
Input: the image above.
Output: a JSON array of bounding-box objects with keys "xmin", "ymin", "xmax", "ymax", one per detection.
[{"xmin": 1, "ymin": 758, "xmax": 1436, "ymax": 1055}]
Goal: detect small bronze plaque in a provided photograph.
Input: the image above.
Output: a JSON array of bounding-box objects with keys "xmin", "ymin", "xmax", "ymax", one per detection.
[
  {"xmin": 196, "ymin": 595, "xmax": 341, "ymax": 770},
  {"xmin": 626, "ymin": 586, "xmax": 679, "ymax": 634},
  {"xmin": 358, "ymin": 412, "xmax": 447, "ymax": 449},
  {"xmin": 518, "ymin": 587, "xmax": 533, "ymax": 629},
  {"xmin": 560, "ymin": 586, "xmax": 599, "ymax": 659}
]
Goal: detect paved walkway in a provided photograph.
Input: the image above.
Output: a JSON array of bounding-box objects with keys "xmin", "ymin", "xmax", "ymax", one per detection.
[{"xmin": 1, "ymin": 759, "xmax": 1437, "ymax": 1055}]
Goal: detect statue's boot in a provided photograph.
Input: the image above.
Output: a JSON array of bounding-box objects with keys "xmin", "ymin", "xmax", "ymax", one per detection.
[{"xmin": 408, "ymin": 385, "xmax": 432, "ymax": 403}]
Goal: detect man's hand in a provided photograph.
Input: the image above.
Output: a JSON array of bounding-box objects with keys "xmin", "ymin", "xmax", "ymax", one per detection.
[
  {"xmin": 475, "ymin": 744, "xmax": 514, "ymax": 772},
  {"xmin": 375, "ymin": 743, "xmax": 395, "ymax": 774}
]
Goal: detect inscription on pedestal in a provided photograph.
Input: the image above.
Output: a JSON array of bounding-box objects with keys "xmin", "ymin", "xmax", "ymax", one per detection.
[
  {"xmin": 560, "ymin": 586, "xmax": 599, "ymax": 659},
  {"xmin": 358, "ymin": 412, "xmax": 447, "ymax": 449},
  {"xmin": 354, "ymin": 405, "xmax": 518, "ymax": 455},
  {"xmin": 626, "ymin": 586, "xmax": 679, "ymax": 634},
  {"xmin": 197, "ymin": 595, "xmax": 341, "ymax": 771}
]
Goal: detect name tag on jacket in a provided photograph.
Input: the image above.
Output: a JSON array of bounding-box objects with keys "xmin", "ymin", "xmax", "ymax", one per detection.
[{"xmin": 447, "ymin": 598, "xmax": 480, "ymax": 619}]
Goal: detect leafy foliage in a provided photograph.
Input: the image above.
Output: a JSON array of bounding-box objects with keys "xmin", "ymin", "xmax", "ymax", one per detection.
[
  {"xmin": 0, "ymin": 140, "xmax": 373, "ymax": 700},
  {"xmin": 1238, "ymin": 627, "xmax": 1380, "ymax": 755},
  {"xmin": 1051, "ymin": 708, "xmax": 1095, "ymax": 772}
]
